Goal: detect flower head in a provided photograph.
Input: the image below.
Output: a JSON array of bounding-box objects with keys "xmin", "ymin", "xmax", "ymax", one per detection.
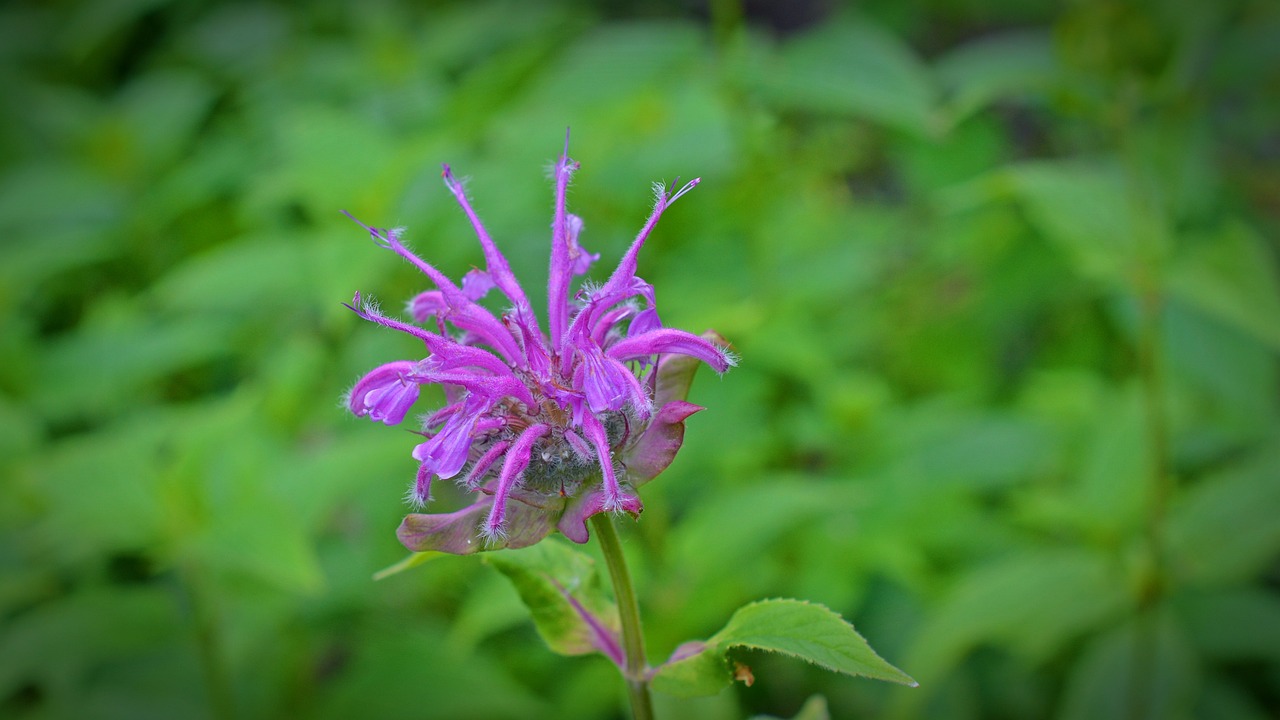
[{"xmin": 344, "ymin": 137, "xmax": 734, "ymax": 553}]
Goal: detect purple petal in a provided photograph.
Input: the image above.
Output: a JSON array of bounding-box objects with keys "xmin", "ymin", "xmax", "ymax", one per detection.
[
  {"xmin": 349, "ymin": 294, "xmax": 516, "ymax": 378},
  {"xmin": 461, "ymin": 440, "xmax": 510, "ymax": 489},
  {"xmin": 586, "ymin": 179, "xmax": 698, "ymax": 326},
  {"xmin": 483, "ymin": 424, "xmax": 551, "ymax": 540},
  {"xmin": 408, "ymin": 464, "xmax": 434, "ymax": 507},
  {"xmin": 653, "ymin": 330, "xmax": 727, "ymax": 409},
  {"xmin": 581, "ymin": 413, "xmax": 643, "ymax": 512},
  {"xmin": 397, "ymin": 496, "xmax": 559, "ymax": 554},
  {"xmin": 572, "ymin": 344, "xmax": 650, "ymax": 417},
  {"xmin": 422, "ymin": 401, "xmax": 462, "ymax": 430},
  {"xmin": 407, "ymin": 290, "xmax": 448, "ymax": 322},
  {"xmin": 410, "ymin": 368, "xmax": 537, "ymax": 409},
  {"xmin": 461, "ymin": 268, "xmax": 495, "ymax": 300},
  {"xmin": 547, "ymin": 140, "xmax": 580, "ymax": 350},
  {"xmin": 442, "ymin": 165, "xmax": 541, "ymax": 337},
  {"xmin": 412, "ymin": 403, "xmax": 485, "ymax": 478},
  {"xmin": 590, "ymin": 305, "xmax": 634, "ymax": 346},
  {"xmin": 506, "ymin": 312, "xmax": 551, "ymax": 380},
  {"xmin": 627, "ymin": 307, "xmax": 662, "ymax": 339},
  {"xmin": 566, "ymin": 214, "xmax": 599, "ymax": 275},
  {"xmin": 348, "ymin": 361, "xmax": 420, "ymax": 425},
  {"xmin": 607, "ymin": 328, "xmax": 735, "ymax": 373},
  {"xmin": 563, "ymin": 429, "xmax": 593, "ymax": 461},
  {"xmin": 623, "ymin": 400, "xmax": 702, "ymax": 486},
  {"xmin": 343, "ymin": 212, "xmax": 524, "ymax": 365}
]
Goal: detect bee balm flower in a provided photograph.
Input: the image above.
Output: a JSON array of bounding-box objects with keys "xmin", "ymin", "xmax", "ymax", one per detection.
[{"xmin": 344, "ymin": 139, "xmax": 733, "ymax": 553}]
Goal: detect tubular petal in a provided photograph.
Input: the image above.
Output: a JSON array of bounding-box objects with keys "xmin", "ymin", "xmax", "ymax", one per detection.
[
  {"xmin": 606, "ymin": 328, "xmax": 735, "ymax": 373},
  {"xmin": 483, "ymin": 424, "xmax": 551, "ymax": 539},
  {"xmin": 349, "ymin": 361, "xmax": 420, "ymax": 426}
]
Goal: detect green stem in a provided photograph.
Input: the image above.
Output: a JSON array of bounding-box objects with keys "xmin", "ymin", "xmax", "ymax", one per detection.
[
  {"xmin": 591, "ymin": 514, "xmax": 654, "ymax": 720},
  {"xmin": 1117, "ymin": 75, "xmax": 1171, "ymax": 720},
  {"xmin": 183, "ymin": 566, "xmax": 236, "ymax": 720}
]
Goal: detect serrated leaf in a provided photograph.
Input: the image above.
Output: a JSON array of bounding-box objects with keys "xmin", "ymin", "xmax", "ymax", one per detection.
[
  {"xmin": 484, "ymin": 538, "xmax": 621, "ymax": 662},
  {"xmin": 652, "ymin": 599, "xmax": 915, "ymax": 697},
  {"xmin": 711, "ymin": 600, "xmax": 916, "ymax": 683}
]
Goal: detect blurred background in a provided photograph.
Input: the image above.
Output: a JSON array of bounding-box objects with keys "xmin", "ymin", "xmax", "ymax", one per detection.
[{"xmin": 2, "ymin": 0, "xmax": 1278, "ymax": 718}]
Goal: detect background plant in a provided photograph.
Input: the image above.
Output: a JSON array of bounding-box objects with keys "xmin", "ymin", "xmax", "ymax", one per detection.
[{"xmin": 1, "ymin": 0, "xmax": 1277, "ymax": 718}]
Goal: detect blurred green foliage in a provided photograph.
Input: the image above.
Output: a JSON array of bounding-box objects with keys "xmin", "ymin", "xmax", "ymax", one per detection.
[{"xmin": 2, "ymin": 0, "xmax": 1278, "ymax": 718}]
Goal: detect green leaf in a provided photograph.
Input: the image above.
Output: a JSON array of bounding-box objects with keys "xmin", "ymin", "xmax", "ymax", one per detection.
[
  {"xmin": 484, "ymin": 538, "xmax": 620, "ymax": 659},
  {"xmin": 1166, "ymin": 221, "xmax": 1280, "ymax": 353},
  {"xmin": 652, "ymin": 599, "xmax": 915, "ymax": 698},
  {"xmin": 0, "ymin": 586, "xmax": 182, "ymax": 701},
  {"xmin": 889, "ymin": 547, "xmax": 1128, "ymax": 717},
  {"xmin": 757, "ymin": 18, "xmax": 939, "ymax": 136},
  {"xmin": 934, "ymin": 30, "xmax": 1057, "ymax": 126},
  {"xmin": 999, "ymin": 161, "xmax": 1144, "ymax": 285},
  {"xmin": 1168, "ymin": 444, "xmax": 1280, "ymax": 584},
  {"xmin": 1175, "ymin": 587, "xmax": 1280, "ymax": 663},
  {"xmin": 1059, "ymin": 609, "xmax": 1199, "ymax": 720},
  {"xmin": 372, "ymin": 551, "xmax": 444, "ymax": 581}
]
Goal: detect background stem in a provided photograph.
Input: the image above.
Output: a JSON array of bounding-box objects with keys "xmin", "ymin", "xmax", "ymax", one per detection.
[{"xmin": 591, "ymin": 514, "xmax": 655, "ymax": 720}]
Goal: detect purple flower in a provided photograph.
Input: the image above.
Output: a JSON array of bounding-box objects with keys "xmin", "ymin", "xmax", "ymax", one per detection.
[{"xmin": 344, "ymin": 138, "xmax": 734, "ymax": 553}]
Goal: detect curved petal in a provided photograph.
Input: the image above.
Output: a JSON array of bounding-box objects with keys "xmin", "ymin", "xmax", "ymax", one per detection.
[
  {"xmin": 483, "ymin": 424, "xmax": 551, "ymax": 540},
  {"xmin": 548, "ymin": 141, "xmax": 580, "ymax": 349},
  {"xmin": 607, "ymin": 328, "xmax": 734, "ymax": 373},
  {"xmin": 348, "ymin": 361, "xmax": 420, "ymax": 425},
  {"xmin": 412, "ymin": 405, "xmax": 483, "ymax": 479},
  {"xmin": 653, "ymin": 330, "xmax": 729, "ymax": 409}
]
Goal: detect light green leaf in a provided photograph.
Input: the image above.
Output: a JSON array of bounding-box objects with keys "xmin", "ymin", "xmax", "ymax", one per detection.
[
  {"xmin": 757, "ymin": 18, "xmax": 939, "ymax": 136},
  {"xmin": 484, "ymin": 538, "xmax": 620, "ymax": 659},
  {"xmin": 1000, "ymin": 161, "xmax": 1142, "ymax": 285},
  {"xmin": 0, "ymin": 162, "xmax": 126, "ymax": 286},
  {"xmin": 934, "ymin": 30, "xmax": 1057, "ymax": 126},
  {"xmin": 107, "ymin": 69, "xmax": 218, "ymax": 176},
  {"xmin": 372, "ymin": 552, "xmax": 444, "ymax": 581},
  {"xmin": 1168, "ymin": 445, "xmax": 1280, "ymax": 584},
  {"xmin": 652, "ymin": 599, "xmax": 915, "ymax": 698},
  {"xmin": 1166, "ymin": 221, "xmax": 1280, "ymax": 353}
]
